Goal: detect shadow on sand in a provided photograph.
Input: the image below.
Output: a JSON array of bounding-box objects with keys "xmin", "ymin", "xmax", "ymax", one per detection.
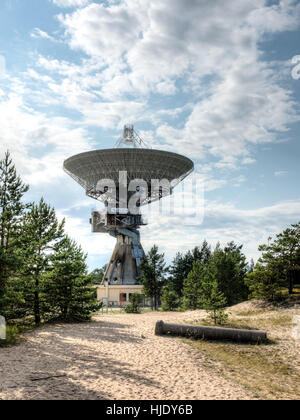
[{"xmin": 0, "ymin": 319, "xmax": 160, "ymax": 400}]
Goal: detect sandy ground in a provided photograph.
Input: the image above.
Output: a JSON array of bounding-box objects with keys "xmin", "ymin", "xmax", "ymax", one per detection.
[{"xmin": 0, "ymin": 310, "xmax": 256, "ymax": 400}]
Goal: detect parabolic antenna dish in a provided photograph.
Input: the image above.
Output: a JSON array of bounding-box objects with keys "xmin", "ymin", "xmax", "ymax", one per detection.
[
  {"xmin": 64, "ymin": 126, "xmax": 195, "ymax": 287},
  {"xmin": 63, "ymin": 148, "xmax": 194, "ymax": 206}
]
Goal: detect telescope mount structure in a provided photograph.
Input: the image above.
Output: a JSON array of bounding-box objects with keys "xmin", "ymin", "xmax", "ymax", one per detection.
[{"xmin": 63, "ymin": 125, "xmax": 194, "ymax": 303}]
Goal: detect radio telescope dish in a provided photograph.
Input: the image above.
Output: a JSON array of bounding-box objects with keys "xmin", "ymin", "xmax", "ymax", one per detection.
[
  {"xmin": 63, "ymin": 125, "xmax": 194, "ymax": 288},
  {"xmin": 63, "ymin": 148, "xmax": 193, "ymax": 205}
]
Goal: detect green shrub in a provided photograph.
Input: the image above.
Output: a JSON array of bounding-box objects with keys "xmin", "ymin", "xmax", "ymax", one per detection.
[
  {"xmin": 200, "ymin": 280, "xmax": 228, "ymax": 325},
  {"xmin": 207, "ymin": 308, "xmax": 228, "ymax": 325},
  {"xmin": 161, "ymin": 287, "xmax": 180, "ymax": 311},
  {"xmin": 0, "ymin": 325, "xmax": 19, "ymax": 347},
  {"xmin": 124, "ymin": 293, "xmax": 143, "ymax": 313}
]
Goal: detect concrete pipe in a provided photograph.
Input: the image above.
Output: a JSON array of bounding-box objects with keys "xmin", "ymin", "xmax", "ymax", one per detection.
[{"xmin": 155, "ymin": 320, "xmax": 267, "ymax": 344}]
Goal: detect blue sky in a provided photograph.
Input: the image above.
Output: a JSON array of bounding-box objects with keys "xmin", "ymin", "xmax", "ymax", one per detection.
[{"xmin": 0, "ymin": 0, "xmax": 300, "ymax": 270}]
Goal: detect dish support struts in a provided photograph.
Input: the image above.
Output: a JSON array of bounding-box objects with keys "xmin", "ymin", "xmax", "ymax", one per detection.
[{"xmin": 91, "ymin": 211, "xmax": 145, "ymax": 285}]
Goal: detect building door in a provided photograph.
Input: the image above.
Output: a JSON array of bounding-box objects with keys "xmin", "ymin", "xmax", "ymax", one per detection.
[{"xmin": 120, "ymin": 293, "xmax": 126, "ymax": 307}]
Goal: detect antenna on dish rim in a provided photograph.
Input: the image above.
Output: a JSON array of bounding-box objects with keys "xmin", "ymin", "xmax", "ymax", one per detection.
[{"xmin": 114, "ymin": 124, "xmax": 151, "ymax": 149}]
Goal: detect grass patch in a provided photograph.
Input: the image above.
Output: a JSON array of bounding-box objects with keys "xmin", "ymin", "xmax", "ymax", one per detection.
[
  {"xmin": 0, "ymin": 318, "xmax": 41, "ymax": 347},
  {"xmin": 236, "ymin": 310, "xmax": 267, "ymax": 317},
  {"xmin": 158, "ymin": 307, "xmax": 185, "ymax": 312},
  {"xmin": 183, "ymin": 337, "xmax": 298, "ymax": 400},
  {"xmin": 183, "ymin": 309, "xmax": 299, "ymax": 400},
  {"xmin": 229, "ymin": 314, "xmax": 291, "ymax": 331},
  {"xmin": 190, "ymin": 314, "xmax": 292, "ymax": 332},
  {"xmin": 193, "ymin": 318, "xmax": 259, "ymax": 331}
]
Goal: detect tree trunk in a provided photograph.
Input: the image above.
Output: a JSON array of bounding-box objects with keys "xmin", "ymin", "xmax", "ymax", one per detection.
[
  {"xmin": 213, "ymin": 309, "xmax": 217, "ymax": 325},
  {"xmin": 34, "ymin": 276, "xmax": 40, "ymax": 325},
  {"xmin": 34, "ymin": 291, "xmax": 41, "ymax": 325},
  {"xmin": 155, "ymin": 320, "xmax": 267, "ymax": 344},
  {"xmin": 288, "ymin": 270, "xmax": 294, "ymax": 294}
]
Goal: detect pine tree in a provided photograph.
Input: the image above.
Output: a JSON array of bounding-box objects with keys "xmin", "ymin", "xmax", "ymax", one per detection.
[
  {"xmin": 258, "ymin": 223, "xmax": 300, "ymax": 294},
  {"xmin": 199, "ymin": 239, "xmax": 212, "ymax": 263},
  {"xmin": 45, "ymin": 236, "xmax": 99, "ymax": 321},
  {"xmin": 140, "ymin": 245, "xmax": 168, "ymax": 310},
  {"xmin": 182, "ymin": 256, "xmax": 229, "ymax": 322},
  {"xmin": 200, "ymin": 279, "xmax": 228, "ymax": 325},
  {"xmin": 161, "ymin": 286, "xmax": 180, "ymax": 311},
  {"xmin": 89, "ymin": 265, "xmax": 107, "ymax": 284},
  {"xmin": 168, "ymin": 252, "xmax": 185, "ymax": 296},
  {"xmin": 182, "ymin": 260, "xmax": 205, "ymax": 309},
  {"xmin": 0, "ymin": 151, "xmax": 29, "ymax": 313},
  {"xmin": 245, "ymin": 263, "xmax": 283, "ymax": 302},
  {"xmin": 168, "ymin": 240, "xmax": 211, "ymax": 296},
  {"xmin": 18, "ymin": 198, "xmax": 65, "ymax": 325},
  {"xmin": 212, "ymin": 242, "xmax": 249, "ymax": 306},
  {"xmin": 245, "ymin": 221, "xmax": 300, "ymax": 303}
]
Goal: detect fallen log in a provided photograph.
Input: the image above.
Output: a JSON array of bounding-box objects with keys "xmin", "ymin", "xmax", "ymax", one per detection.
[{"xmin": 155, "ymin": 320, "xmax": 267, "ymax": 344}]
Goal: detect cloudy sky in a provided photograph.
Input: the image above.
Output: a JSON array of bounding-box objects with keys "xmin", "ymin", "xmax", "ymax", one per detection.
[{"xmin": 0, "ymin": 0, "xmax": 300, "ymax": 270}]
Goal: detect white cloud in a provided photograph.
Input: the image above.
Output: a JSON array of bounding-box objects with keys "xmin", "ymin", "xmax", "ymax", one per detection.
[
  {"xmin": 0, "ymin": 55, "xmax": 6, "ymax": 78},
  {"xmin": 52, "ymin": 0, "xmax": 90, "ymax": 8},
  {"xmin": 57, "ymin": 0, "xmax": 263, "ymax": 93},
  {"xmin": 242, "ymin": 157, "xmax": 256, "ymax": 165},
  {"xmin": 274, "ymin": 170, "xmax": 288, "ymax": 177},
  {"xmin": 0, "ymin": 91, "xmax": 93, "ymax": 186},
  {"xmin": 56, "ymin": 211, "xmax": 115, "ymax": 257},
  {"xmin": 156, "ymin": 56, "xmax": 298, "ymax": 161},
  {"xmin": 38, "ymin": 0, "xmax": 300, "ymax": 164},
  {"xmin": 59, "ymin": 2, "xmax": 142, "ymax": 60},
  {"xmin": 233, "ymin": 175, "xmax": 246, "ymax": 187},
  {"xmin": 247, "ymin": 0, "xmax": 300, "ymax": 34},
  {"xmin": 31, "ymin": 28, "xmax": 56, "ymax": 42},
  {"xmin": 35, "ymin": 55, "xmax": 147, "ymax": 129}
]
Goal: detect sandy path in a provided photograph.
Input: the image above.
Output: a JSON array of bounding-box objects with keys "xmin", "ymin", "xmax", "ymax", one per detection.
[{"xmin": 0, "ymin": 311, "xmax": 254, "ymax": 400}]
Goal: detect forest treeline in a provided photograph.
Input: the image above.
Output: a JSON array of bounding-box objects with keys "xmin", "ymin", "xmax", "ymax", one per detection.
[
  {"xmin": 137, "ymin": 223, "xmax": 300, "ymax": 321},
  {"xmin": 0, "ymin": 151, "xmax": 99, "ymax": 329}
]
